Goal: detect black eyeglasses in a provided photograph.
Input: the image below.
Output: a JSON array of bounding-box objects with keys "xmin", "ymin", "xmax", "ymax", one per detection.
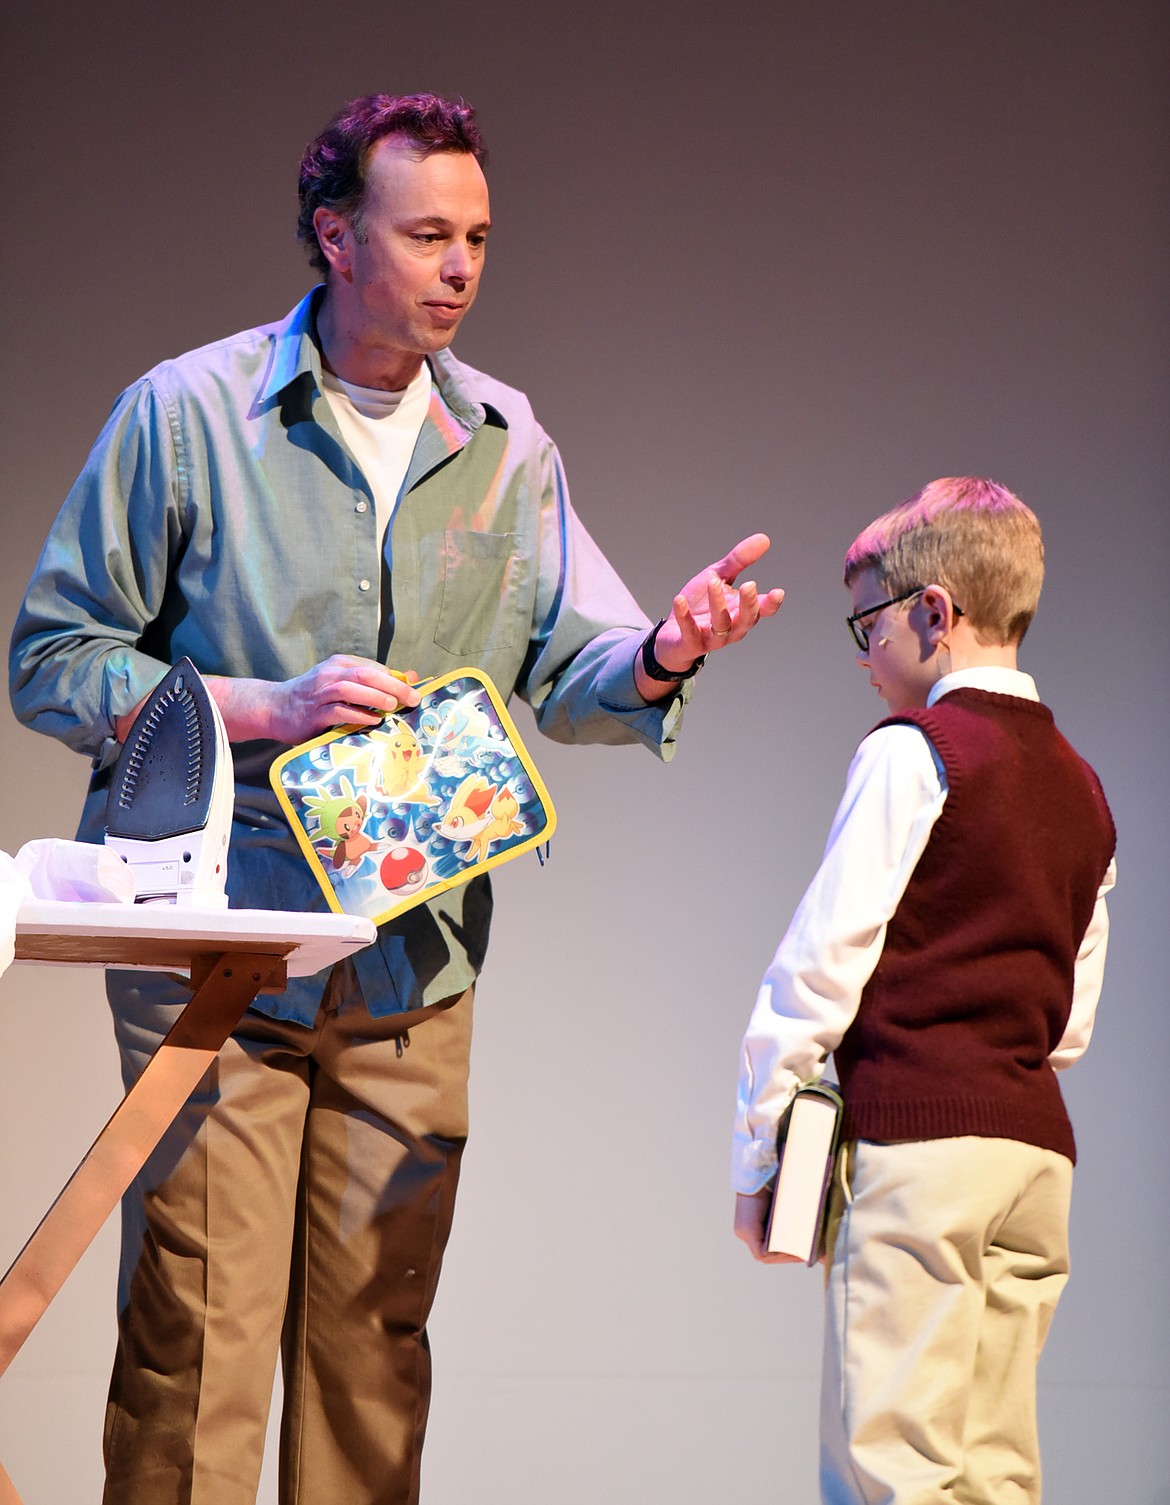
[{"xmin": 846, "ymin": 586, "xmax": 963, "ymax": 651}]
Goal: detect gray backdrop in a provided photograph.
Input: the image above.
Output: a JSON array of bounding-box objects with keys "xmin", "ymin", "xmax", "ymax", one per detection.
[{"xmin": 1, "ymin": 1, "xmax": 1166, "ymax": 1500}]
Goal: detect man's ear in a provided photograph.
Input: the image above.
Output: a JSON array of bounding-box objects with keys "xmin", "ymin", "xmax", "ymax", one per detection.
[{"xmin": 313, "ymin": 207, "xmax": 352, "ymax": 277}]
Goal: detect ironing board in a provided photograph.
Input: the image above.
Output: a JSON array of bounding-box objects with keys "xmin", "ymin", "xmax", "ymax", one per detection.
[{"xmin": 0, "ymin": 901, "xmax": 375, "ymax": 1505}]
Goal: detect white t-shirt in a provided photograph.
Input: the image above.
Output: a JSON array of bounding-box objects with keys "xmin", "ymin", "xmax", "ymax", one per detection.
[{"xmin": 320, "ymin": 362, "xmax": 432, "ymax": 597}]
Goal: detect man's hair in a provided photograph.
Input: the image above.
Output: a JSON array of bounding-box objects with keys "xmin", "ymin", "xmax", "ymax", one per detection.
[
  {"xmin": 297, "ymin": 93, "xmax": 487, "ymax": 275},
  {"xmin": 843, "ymin": 477, "xmax": 1045, "ymax": 645}
]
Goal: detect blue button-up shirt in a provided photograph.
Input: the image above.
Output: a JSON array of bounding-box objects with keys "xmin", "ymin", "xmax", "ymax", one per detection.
[{"xmin": 10, "ymin": 290, "xmax": 686, "ymax": 1021}]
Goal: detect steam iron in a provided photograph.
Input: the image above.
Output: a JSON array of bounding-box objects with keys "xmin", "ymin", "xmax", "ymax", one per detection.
[{"xmin": 104, "ymin": 658, "xmax": 233, "ymax": 907}]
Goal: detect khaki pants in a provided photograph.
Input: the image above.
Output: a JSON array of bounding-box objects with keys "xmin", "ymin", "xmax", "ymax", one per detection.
[
  {"xmin": 821, "ymin": 1137, "xmax": 1073, "ymax": 1505},
  {"xmin": 102, "ymin": 961, "xmax": 473, "ymax": 1505}
]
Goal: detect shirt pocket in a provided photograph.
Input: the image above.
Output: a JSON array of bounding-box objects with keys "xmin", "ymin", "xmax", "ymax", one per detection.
[{"xmin": 433, "ymin": 530, "xmax": 526, "ymax": 654}]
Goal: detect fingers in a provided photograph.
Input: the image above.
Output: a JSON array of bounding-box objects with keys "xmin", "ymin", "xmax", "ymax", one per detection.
[
  {"xmin": 673, "ymin": 533, "xmax": 783, "ymax": 650},
  {"xmin": 733, "ymin": 1223, "xmax": 766, "ymax": 1260},
  {"xmin": 733, "ymin": 1190, "xmax": 771, "ymax": 1260},
  {"xmin": 670, "ymin": 594, "xmax": 708, "ymax": 660},
  {"xmin": 314, "ymin": 656, "xmax": 420, "ymax": 711},
  {"xmin": 732, "ymin": 1192, "xmax": 811, "ymax": 1265},
  {"xmin": 705, "ymin": 577, "xmax": 760, "ymax": 648},
  {"xmin": 723, "ymin": 580, "xmax": 783, "ymax": 632},
  {"xmin": 728, "ymin": 578, "xmax": 757, "ymax": 639},
  {"xmin": 289, "ymin": 656, "xmax": 421, "ymax": 738},
  {"xmin": 671, "ymin": 572, "xmax": 781, "ymax": 659},
  {"xmin": 706, "ymin": 575, "xmax": 734, "ymax": 638}
]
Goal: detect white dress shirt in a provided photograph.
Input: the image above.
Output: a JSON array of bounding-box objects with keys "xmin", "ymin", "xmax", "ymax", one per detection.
[{"xmin": 731, "ymin": 667, "xmax": 1116, "ymax": 1194}]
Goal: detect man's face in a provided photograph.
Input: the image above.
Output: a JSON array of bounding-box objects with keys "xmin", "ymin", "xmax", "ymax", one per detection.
[{"xmin": 320, "ymin": 135, "xmax": 491, "ymax": 368}]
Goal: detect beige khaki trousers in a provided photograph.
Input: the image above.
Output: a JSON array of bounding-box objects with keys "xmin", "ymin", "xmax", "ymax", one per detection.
[
  {"xmin": 102, "ymin": 961, "xmax": 473, "ymax": 1505},
  {"xmin": 821, "ymin": 1136, "xmax": 1073, "ymax": 1505}
]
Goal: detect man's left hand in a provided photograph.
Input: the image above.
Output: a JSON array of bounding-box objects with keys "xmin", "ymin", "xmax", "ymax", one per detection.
[{"xmin": 636, "ymin": 533, "xmax": 785, "ymax": 696}]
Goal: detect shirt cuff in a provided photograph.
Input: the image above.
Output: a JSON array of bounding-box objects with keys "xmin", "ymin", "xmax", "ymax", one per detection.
[
  {"xmin": 596, "ymin": 637, "xmax": 691, "ymax": 756},
  {"xmin": 731, "ymin": 1136, "xmax": 781, "ymax": 1196}
]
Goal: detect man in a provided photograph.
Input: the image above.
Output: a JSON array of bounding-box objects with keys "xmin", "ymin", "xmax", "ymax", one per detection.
[{"xmin": 10, "ymin": 93, "xmax": 782, "ymax": 1504}]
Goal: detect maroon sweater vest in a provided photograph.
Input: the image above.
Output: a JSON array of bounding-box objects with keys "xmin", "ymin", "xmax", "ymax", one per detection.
[{"xmin": 835, "ymin": 688, "xmax": 1115, "ymax": 1163}]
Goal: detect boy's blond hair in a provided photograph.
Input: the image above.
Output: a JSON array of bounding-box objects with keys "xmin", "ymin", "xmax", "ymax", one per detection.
[{"xmin": 844, "ymin": 477, "xmax": 1044, "ymax": 645}]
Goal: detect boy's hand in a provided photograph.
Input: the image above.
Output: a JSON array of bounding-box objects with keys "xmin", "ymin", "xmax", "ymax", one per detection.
[{"xmin": 734, "ymin": 1189, "xmax": 803, "ymax": 1264}]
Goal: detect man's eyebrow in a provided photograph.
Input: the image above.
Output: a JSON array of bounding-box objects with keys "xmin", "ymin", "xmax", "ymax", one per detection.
[{"xmin": 402, "ymin": 214, "xmax": 492, "ymax": 233}]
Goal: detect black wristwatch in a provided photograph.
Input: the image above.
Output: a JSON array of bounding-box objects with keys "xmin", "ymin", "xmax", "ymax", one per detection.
[{"xmin": 640, "ymin": 618, "xmax": 707, "ymax": 683}]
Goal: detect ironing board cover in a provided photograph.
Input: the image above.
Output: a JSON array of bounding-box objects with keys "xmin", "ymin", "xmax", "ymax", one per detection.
[{"xmin": 270, "ymin": 670, "xmax": 556, "ymax": 925}]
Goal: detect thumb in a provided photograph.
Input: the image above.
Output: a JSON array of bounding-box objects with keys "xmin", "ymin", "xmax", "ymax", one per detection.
[{"xmin": 716, "ymin": 532, "xmax": 771, "ymax": 582}]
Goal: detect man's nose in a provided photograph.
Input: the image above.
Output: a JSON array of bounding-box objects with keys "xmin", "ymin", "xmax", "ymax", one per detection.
[{"xmin": 443, "ymin": 244, "xmax": 476, "ymax": 286}]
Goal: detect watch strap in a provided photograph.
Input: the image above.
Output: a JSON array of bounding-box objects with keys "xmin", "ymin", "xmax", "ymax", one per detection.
[{"xmin": 640, "ymin": 618, "xmax": 707, "ymax": 683}]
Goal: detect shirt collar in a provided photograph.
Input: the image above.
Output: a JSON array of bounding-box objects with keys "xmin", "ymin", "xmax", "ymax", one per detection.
[
  {"xmin": 259, "ymin": 288, "xmax": 323, "ymax": 404},
  {"xmin": 258, "ymin": 288, "xmax": 495, "ymax": 437},
  {"xmin": 928, "ymin": 666, "xmax": 1040, "ymax": 706}
]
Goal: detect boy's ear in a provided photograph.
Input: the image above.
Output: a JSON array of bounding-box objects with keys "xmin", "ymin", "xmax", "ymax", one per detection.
[{"xmin": 918, "ymin": 585, "xmax": 956, "ymax": 644}]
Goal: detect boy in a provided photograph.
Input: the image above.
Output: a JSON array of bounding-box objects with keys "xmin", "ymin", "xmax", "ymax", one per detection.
[{"xmin": 731, "ymin": 478, "xmax": 1116, "ymax": 1504}]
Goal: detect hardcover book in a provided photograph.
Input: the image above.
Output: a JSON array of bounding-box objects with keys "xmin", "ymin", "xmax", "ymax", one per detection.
[
  {"xmin": 766, "ymin": 1080, "xmax": 845, "ymax": 1265},
  {"xmin": 270, "ymin": 669, "xmax": 556, "ymax": 927}
]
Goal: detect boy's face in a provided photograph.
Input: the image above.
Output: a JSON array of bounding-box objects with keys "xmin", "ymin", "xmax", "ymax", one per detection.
[{"xmin": 848, "ymin": 569, "xmax": 937, "ymax": 713}]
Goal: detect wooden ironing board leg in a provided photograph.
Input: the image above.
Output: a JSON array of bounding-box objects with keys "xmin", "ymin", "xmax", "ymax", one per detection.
[{"xmin": 0, "ymin": 950, "xmax": 286, "ymax": 1381}]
